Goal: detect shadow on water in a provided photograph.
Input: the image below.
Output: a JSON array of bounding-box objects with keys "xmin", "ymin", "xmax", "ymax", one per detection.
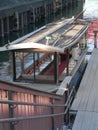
[{"xmin": 0, "ymin": 0, "xmax": 84, "ymax": 62}]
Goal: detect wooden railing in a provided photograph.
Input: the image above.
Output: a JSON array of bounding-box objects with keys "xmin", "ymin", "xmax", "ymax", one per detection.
[{"xmin": 0, "ymin": 81, "xmax": 75, "ymax": 130}]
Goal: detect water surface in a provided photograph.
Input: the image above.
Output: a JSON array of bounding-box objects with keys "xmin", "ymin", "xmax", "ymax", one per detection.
[{"xmin": 83, "ymin": 0, "xmax": 98, "ymax": 19}]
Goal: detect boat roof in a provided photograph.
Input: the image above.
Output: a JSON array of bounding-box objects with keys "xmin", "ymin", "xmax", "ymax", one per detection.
[{"xmin": 0, "ymin": 18, "xmax": 89, "ymax": 53}]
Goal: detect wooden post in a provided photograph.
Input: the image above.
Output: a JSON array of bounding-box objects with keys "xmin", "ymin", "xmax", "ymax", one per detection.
[
  {"xmin": 93, "ymin": 30, "xmax": 98, "ymax": 48},
  {"xmin": 61, "ymin": 0, "xmax": 63, "ymax": 17},
  {"xmin": 15, "ymin": 12, "xmax": 19, "ymax": 30},
  {"xmin": 1, "ymin": 18, "xmax": 4, "ymax": 37},
  {"xmin": 7, "ymin": 17, "xmax": 10, "ymax": 34},
  {"xmin": 61, "ymin": 0, "xmax": 63, "ymax": 11},
  {"xmin": 65, "ymin": 84, "xmax": 70, "ymax": 125},
  {"xmin": 66, "ymin": 49, "xmax": 69, "ymax": 75},
  {"xmin": 21, "ymin": 12, "xmax": 24, "ymax": 29},
  {"xmin": 44, "ymin": 2, "xmax": 47, "ymax": 18},
  {"xmin": 20, "ymin": 52, "xmax": 24, "ymax": 74},
  {"xmin": 54, "ymin": 52, "xmax": 59, "ymax": 84},
  {"xmin": 33, "ymin": 8, "xmax": 35, "ymax": 23},
  {"xmin": 53, "ymin": 0, "xmax": 56, "ymax": 13},
  {"xmin": 51, "ymin": 99, "xmax": 55, "ymax": 130},
  {"xmin": 25, "ymin": 12, "xmax": 28, "ymax": 26}
]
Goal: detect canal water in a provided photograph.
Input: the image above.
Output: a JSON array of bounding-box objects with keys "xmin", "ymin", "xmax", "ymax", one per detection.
[
  {"xmin": 83, "ymin": 0, "xmax": 98, "ymax": 19},
  {"xmin": 84, "ymin": 0, "xmax": 98, "ymax": 52},
  {"xmin": 0, "ymin": 0, "xmax": 98, "ymax": 80}
]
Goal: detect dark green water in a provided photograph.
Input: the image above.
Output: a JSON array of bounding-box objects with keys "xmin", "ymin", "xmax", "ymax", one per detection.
[{"xmin": 0, "ymin": 1, "xmax": 84, "ymax": 62}]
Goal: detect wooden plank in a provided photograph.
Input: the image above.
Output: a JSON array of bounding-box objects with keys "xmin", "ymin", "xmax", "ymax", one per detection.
[
  {"xmin": 56, "ymin": 76, "xmax": 72, "ymax": 95},
  {"xmin": 94, "ymin": 85, "xmax": 98, "ymax": 112},
  {"xmin": 71, "ymin": 49, "xmax": 98, "ymax": 111},
  {"xmin": 78, "ymin": 49, "xmax": 98, "ymax": 111},
  {"xmin": 22, "ymin": 18, "xmax": 73, "ymax": 43},
  {"xmin": 91, "ymin": 58, "xmax": 98, "ymax": 112},
  {"xmin": 77, "ymin": 50, "xmax": 97, "ymax": 111},
  {"xmin": 71, "ymin": 52, "xmax": 94, "ymax": 110},
  {"xmin": 82, "ymin": 49, "xmax": 98, "ymax": 111},
  {"xmin": 72, "ymin": 111, "xmax": 98, "ymax": 130},
  {"xmin": 86, "ymin": 61, "xmax": 98, "ymax": 112},
  {"xmin": 65, "ymin": 25, "xmax": 84, "ymax": 37},
  {"xmin": 72, "ymin": 111, "xmax": 84, "ymax": 130},
  {"xmin": 58, "ymin": 25, "xmax": 88, "ymax": 49}
]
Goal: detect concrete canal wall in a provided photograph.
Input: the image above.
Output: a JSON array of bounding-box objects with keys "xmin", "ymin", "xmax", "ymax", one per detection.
[{"xmin": 0, "ymin": 0, "xmax": 77, "ymax": 38}]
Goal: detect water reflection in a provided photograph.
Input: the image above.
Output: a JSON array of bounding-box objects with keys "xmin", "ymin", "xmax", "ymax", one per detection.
[
  {"xmin": 0, "ymin": 1, "xmax": 84, "ymax": 46},
  {"xmin": 83, "ymin": 0, "xmax": 98, "ymax": 19},
  {"xmin": 83, "ymin": 0, "xmax": 98, "ymax": 61}
]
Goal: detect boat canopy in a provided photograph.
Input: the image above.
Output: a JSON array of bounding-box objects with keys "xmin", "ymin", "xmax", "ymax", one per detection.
[{"xmin": 0, "ymin": 18, "xmax": 89, "ymax": 53}]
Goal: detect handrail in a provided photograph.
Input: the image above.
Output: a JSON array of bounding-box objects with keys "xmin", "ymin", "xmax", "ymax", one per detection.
[
  {"xmin": 0, "ymin": 87, "xmax": 75, "ymax": 123},
  {"xmin": 0, "ymin": 95, "xmax": 73, "ymax": 123},
  {"xmin": 0, "ymin": 87, "xmax": 74, "ymax": 108}
]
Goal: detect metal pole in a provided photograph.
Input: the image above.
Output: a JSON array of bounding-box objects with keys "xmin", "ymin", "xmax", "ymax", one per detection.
[
  {"xmin": 54, "ymin": 52, "xmax": 59, "ymax": 84},
  {"xmin": 33, "ymin": 52, "xmax": 36, "ymax": 81},
  {"xmin": 51, "ymin": 106, "xmax": 55, "ymax": 130},
  {"xmin": 12, "ymin": 51, "xmax": 16, "ymax": 81},
  {"xmin": 65, "ymin": 84, "xmax": 69, "ymax": 125},
  {"xmin": 66, "ymin": 49, "xmax": 69, "ymax": 75},
  {"xmin": 8, "ymin": 91, "xmax": 15, "ymax": 130}
]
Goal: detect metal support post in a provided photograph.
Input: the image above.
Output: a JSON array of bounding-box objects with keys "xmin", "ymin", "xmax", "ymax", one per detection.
[
  {"xmin": 66, "ymin": 49, "xmax": 69, "ymax": 75},
  {"xmin": 33, "ymin": 52, "xmax": 36, "ymax": 81},
  {"xmin": 12, "ymin": 51, "xmax": 16, "ymax": 81}
]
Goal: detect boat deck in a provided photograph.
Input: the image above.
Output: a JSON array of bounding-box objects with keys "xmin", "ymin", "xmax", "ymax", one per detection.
[{"xmin": 71, "ymin": 48, "xmax": 98, "ymax": 130}]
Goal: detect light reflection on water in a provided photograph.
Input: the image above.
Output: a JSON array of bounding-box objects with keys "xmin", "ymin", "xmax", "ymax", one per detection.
[
  {"xmin": 83, "ymin": 0, "xmax": 98, "ymax": 19},
  {"xmin": 83, "ymin": 0, "xmax": 98, "ymax": 56}
]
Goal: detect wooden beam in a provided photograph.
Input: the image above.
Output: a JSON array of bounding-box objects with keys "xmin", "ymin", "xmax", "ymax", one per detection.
[{"xmin": 0, "ymin": 42, "xmax": 64, "ymax": 53}]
